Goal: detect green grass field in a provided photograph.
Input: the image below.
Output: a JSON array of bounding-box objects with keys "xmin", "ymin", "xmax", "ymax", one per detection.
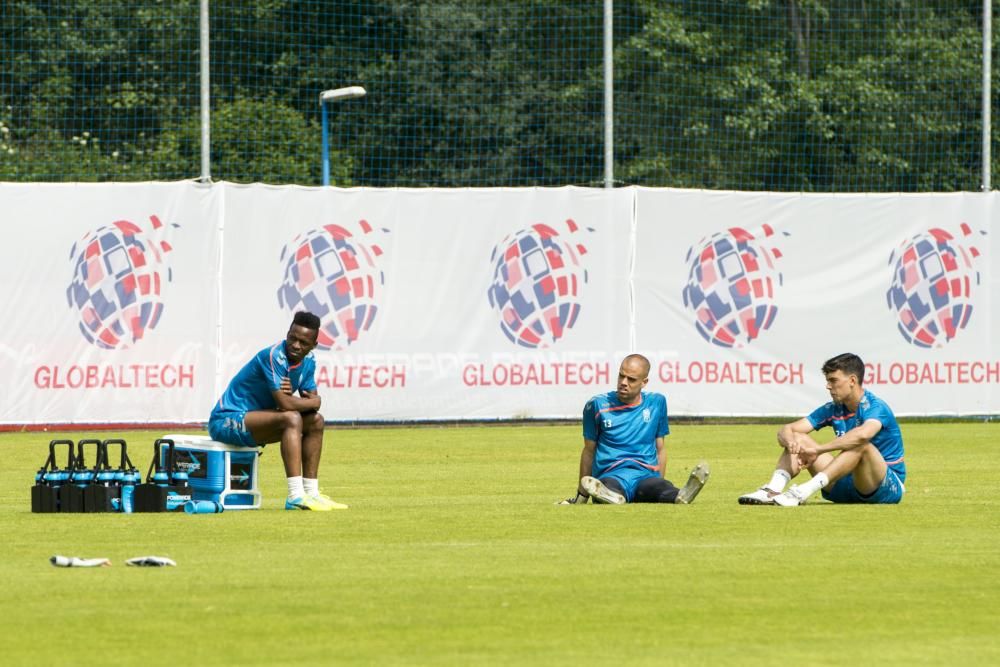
[{"xmin": 3, "ymin": 423, "xmax": 998, "ymax": 666}]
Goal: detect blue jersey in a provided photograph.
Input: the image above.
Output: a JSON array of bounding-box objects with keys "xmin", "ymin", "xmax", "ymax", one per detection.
[
  {"xmin": 211, "ymin": 341, "xmax": 317, "ymax": 416},
  {"xmin": 807, "ymin": 389, "xmax": 906, "ymax": 482},
  {"xmin": 583, "ymin": 391, "xmax": 669, "ymax": 477}
]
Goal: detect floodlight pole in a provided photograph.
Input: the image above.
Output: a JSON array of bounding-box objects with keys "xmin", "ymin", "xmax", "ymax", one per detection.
[{"xmin": 320, "ymin": 86, "xmax": 367, "ymax": 186}]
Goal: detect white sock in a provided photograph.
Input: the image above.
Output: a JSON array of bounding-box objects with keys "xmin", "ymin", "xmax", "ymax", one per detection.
[
  {"xmin": 766, "ymin": 469, "xmax": 791, "ymax": 493},
  {"xmin": 798, "ymin": 472, "xmax": 829, "ymax": 498},
  {"xmin": 303, "ymin": 478, "xmax": 319, "ymax": 497},
  {"xmin": 287, "ymin": 476, "xmax": 304, "ymax": 499}
]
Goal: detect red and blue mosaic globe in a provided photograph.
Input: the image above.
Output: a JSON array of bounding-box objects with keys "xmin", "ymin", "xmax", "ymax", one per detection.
[
  {"xmin": 277, "ymin": 221, "xmax": 385, "ymax": 351},
  {"xmin": 682, "ymin": 225, "xmax": 785, "ymax": 348},
  {"xmin": 66, "ymin": 216, "xmax": 174, "ymax": 350},
  {"xmin": 886, "ymin": 224, "xmax": 983, "ymax": 348},
  {"xmin": 487, "ymin": 220, "xmax": 589, "ymax": 349}
]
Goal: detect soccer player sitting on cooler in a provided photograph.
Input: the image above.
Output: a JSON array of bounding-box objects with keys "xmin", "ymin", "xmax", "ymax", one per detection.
[
  {"xmin": 208, "ymin": 311, "xmax": 347, "ymax": 511},
  {"xmin": 739, "ymin": 352, "xmax": 906, "ymax": 507},
  {"xmin": 561, "ymin": 353, "xmax": 710, "ymax": 505}
]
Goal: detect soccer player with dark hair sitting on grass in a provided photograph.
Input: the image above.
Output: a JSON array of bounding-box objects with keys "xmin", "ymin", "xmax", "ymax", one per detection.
[
  {"xmin": 561, "ymin": 353, "xmax": 709, "ymax": 505},
  {"xmin": 739, "ymin": 352, "xmax": 906, "ymax": 507},
  {"xmin": 208, "ymin": 311, "xmax": 347, "ymax": 511}
]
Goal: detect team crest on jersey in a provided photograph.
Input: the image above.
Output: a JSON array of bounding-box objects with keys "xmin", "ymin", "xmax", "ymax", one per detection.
[{"xmin": 643, "ymin": 408, "xmax": 651, "ymax": 423}]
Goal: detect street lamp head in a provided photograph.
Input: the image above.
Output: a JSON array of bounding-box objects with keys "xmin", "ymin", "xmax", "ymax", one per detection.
[{"xmin": 320, "ymin": 86, "xmax": 367, "ymax": 104}]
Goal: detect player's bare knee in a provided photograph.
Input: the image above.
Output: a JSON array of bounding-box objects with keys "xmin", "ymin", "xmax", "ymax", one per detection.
[
  {"xmin": 280, "ymin": 410, "xmax": 304, "ymax": 431},
  {"xmin": 859, "ymin": 443, "xmax": 888, "ymax": 469},
  {"xmin": 857, "ymin": 442, "xmax": 881, "ymax": 462},
  {"xmin": 305, "ymin": 411, "xmax": 325, "ymax": 432}
]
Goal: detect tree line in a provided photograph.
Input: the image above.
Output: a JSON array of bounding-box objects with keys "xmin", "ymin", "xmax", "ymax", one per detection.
[{"xmin": 0, "ymin": 1, "xmax": 993, "ymax": 191}]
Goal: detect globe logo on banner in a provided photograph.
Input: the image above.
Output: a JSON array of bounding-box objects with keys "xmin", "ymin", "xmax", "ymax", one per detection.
[
  {"xmin": 277, "ymin": 220, "xmax": 387, "ymax": 351},
  {"xmin": 682, "ymin": 225, "xmax": 786, "ymax": 348},
  {"xmin": 886, "ymin": 223, "xmax": 985, "ymax": 348},
  {"xmin": 66, "ymin": 215, "xmax": 177, "ymax": 350},
  {"xmin": 487, "ymin": 219, "xmax": 591, "ymax": 349}
]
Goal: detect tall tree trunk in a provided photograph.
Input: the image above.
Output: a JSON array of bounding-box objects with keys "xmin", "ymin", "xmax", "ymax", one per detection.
[{"xmin": 787, "ymin": 0, "xmax": 810, "ymax": 78}]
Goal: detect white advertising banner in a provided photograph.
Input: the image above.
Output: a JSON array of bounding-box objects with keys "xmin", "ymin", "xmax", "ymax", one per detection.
[
  {"xmin": 633, "ymin": 188, "xmax": 997, "ymax": 415},
  {"xmin": 0, "ymin": 182, "xmax": 995, "ymax": 425},
  {"xmin": 0, "ymin": 182, "xmax": 221, "ymax": 423},
  {"xmin": 220, "ymin": 185, "xmax": 634, "ymax": 420}
]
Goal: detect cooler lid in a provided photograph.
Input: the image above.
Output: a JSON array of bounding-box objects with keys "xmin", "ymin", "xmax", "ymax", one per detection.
[{"xmin": 161, "ymin": 434, "xmax": 259, "ymax": 452}]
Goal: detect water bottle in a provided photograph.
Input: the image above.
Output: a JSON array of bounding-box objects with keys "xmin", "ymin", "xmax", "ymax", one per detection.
[
  {"xmin": 102, "ymin": 439, "xmax": 126, "ymax": 471},
  {"xmin": 65, "ymin": 439, "xmax": 100, "ymax": 513},
  {"xmin": 121, "ymin": 467, "xmax": 140, "ymax": 514},
  {"xmin": 171, "ymin": 465, "xmax": 190, "ymax": 487},
  {"xmin": 71, "ymin": 457, "xmax": 95, "ymax": 489},
  {"xmin": 32, "ymin": 439, "xmax": 75, "ymax": 513},
  {"xmin": 46, "ymin": 464, "xmax": 70, "ymax": 513},
  {"xmin": 155, "ymin": 438, "xmax": 189, "ymax": 512},
  {"xmin": 46, "ymin": 439, "xmax": 74, "ymax": 491},
  {"xmin": 104, "ymin": 438, "xmax": 128, "ymax": 484},
  {"xmin": 73, "ymin": 440, "xmax": 101, "ymax": 489},
  {"xmin": 152, "ymin": 455, "xmax": 171, "ymax": 487},
  {"xmin": 94, "ymin": 448, "xmax": 118, "ymax": 488},
  {"xmin": 46, "ymin": 461, "xmax": 71, "ymax": 489},
  {"xmin": 163, "ymin": 440, "xmax": 189, "ymax": 487},
  {"xmin": 151, "ymin": 438, "xmax": 171, "ymax": 487},
  {"xmin": 184, "ymin": 500, "xmax": 224, "ymax": 514}
]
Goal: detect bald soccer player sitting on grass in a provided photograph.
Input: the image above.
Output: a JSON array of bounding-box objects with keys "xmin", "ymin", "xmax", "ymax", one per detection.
[{"xmin": 560, "ymin": 354, "xmax": 709, "ymax": 505}]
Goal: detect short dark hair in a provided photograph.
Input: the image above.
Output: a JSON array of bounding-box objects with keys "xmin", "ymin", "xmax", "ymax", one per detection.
[
  {"xmin": 292, "ymin": 311, "xmax": 321, "ymax": 331},
  {"xmin": 821, "ymin": 353, "xmax": 865, "ymax": 385}
]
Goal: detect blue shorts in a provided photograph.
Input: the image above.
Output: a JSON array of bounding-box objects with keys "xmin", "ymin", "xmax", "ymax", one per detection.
[
  {"xmin": 207, "ymin": 410, "xmax": 259, "ymax": 447},
  {"xmin": 821, "ymin": 467, "xmax": 905, "ymax": 504},
  {"xmin": 599, "ymin": 467, "xmax": 659, "ymax": 503}
]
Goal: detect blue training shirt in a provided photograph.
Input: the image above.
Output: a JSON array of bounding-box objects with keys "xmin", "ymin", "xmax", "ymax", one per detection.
[
  {"xmin": 807, "ymin": 389, "xmax": 906, "ymax": 482},
  {"xmin": 211, "ymin": 341, "xmax": 318, "ymax": 416},
  {"xmin": 583, "ymin": 391, "xmax": 669, "ymax": 477}
]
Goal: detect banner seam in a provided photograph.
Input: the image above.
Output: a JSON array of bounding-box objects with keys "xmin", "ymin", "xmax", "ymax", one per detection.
[
  {"xmin": 628, "ymin": 186, "xmax": 638, "ymax": 352},
  {"xmin": 213, "ymin": 182, "xmax": 227, "ymax": 407}
]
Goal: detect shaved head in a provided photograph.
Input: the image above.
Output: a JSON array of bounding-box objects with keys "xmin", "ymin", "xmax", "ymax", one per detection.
[
  {"xmin": 622, "ymin": 354, "xmax": 651, "ymax": 379},
  {"xmin": 616, "ymin": 354, "xmax": 651, "ymax": 404}
]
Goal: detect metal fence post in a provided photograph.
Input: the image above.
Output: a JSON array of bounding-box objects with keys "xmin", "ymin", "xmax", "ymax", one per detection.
[
  {"xmin": 983, "ymin": 0, "xmax": 992, "ymax": 191},
  {"xmin": 604, "ymin": 0, "xmax": 613, "ymax": 189},
  {"xmin": 200, "ymin": 0, "xmax": 211, "ymax": 183}
]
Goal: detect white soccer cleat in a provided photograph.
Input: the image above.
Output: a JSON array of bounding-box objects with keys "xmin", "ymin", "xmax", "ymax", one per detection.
[
  {"xmin": 772, "ymin": 485, "xmax": 809, "ymax": 507},
  {"xmin": 738, "ymin": 487, "xmax": 780, "ymax": 505},
  {"xmin": 285, "ymin": 495, "xmax": 332, "ymax": 511},
  {"xmin": 675, "ymin": 461, "xmax": 710, "ymax": 504},
  {"xmin": 580, "ymin": 476, "xmax": 626, "ymax": 505},
  {"xmin": 310, "ymin": 492, "xmax": 349, "ymax": 510}
]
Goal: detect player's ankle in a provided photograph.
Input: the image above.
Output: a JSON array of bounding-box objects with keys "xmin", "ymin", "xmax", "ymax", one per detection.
[{"xmin": 287, "ymin": 475, "xmax": 304, "ymax": 499}]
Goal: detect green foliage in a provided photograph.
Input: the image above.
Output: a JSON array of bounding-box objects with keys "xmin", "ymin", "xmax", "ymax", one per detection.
[
  {"xmin": 206, "ymin": 96, "xmax": 351, "ymax": 185},
  {"xmin": 0, "ymin": 1, "xmax": 994, "ymax": 190},
  {"xmin": 617, "ymin": 0, "xmax": 986, "ymax": 191},
  {"xmin": 3, "ymin": 423, "xmax": 999, "ymax": 664},
  {"xmin": 0, "ymin": 0, "xmax": 200, "ymax": 181}
]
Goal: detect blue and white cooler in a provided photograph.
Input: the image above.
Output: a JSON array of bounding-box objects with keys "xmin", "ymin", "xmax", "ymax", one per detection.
[{"xmin": 161, "ymin": 435, "xmax": 262, "ymax": 510}]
